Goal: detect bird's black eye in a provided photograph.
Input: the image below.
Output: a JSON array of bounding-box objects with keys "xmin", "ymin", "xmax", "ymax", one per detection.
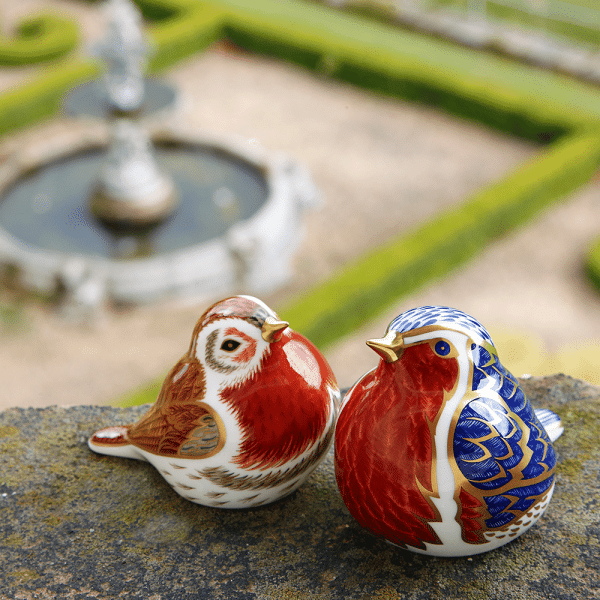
[
  {"xmin": 220, "ymin": 339, "xmax": 241, "ymax": 352},
  {"xmin": 434, "ymin": 340, "xmax": 451, "ymax": 357}
]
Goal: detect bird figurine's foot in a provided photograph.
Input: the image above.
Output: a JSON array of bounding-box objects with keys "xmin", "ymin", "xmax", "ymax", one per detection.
[
  {"xmin": 335, "ymin": 306, "xmax": 563, "ymax": 557},
  {"xmin": 89, "ymin": 295, "xmax": 340, "ymax": 508}
]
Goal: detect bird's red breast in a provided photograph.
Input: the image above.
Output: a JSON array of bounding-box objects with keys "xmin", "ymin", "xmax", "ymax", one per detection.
[
  {"xmin": 222, "ymin": 329, "xmax": 337, "ymax": 470},
  {"xmin": 335, "ymin": 342, "xmax": 459, "ymax": 549}
]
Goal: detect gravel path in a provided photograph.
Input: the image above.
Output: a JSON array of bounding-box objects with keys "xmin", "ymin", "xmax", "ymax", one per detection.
[{"xmin": 0, "ymin": 3, "xmax": 598, "ymax": 410}]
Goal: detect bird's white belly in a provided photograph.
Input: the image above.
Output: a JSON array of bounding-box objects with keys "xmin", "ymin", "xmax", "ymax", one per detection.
[{"xmin": 136, "ymin": 429, "xmax": 331, "ymax": 509}]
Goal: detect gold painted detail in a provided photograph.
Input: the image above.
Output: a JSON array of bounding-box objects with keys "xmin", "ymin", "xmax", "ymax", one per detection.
[
  {"xmin": 409, "ymin": 371, "xmax": 463, "ymax": 542},
  {"xmin": 261, "ymin": 317, "xmax": 289, "ymax": 343},
  {"xmin": 415, "ymin": 414, "xmax": 444, "ymax": 529},
  {"xmin": 366, "ymin": 331, "xmax": 404, "ymax": 362}
]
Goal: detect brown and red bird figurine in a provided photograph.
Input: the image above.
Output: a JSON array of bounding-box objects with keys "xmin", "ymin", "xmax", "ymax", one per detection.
[{"xmin": 89, "ymin": 295, "xmax": 340, "ymax": 508}]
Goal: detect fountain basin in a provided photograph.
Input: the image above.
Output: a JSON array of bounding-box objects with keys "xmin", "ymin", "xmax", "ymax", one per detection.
[{"xmin": 0, "ymin": 122, "xmax": 319, "ymax": 305}]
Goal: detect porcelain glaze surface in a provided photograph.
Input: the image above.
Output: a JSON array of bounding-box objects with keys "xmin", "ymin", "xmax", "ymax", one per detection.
[
  {"xmin": 89, "ymin": 295, "xmax": 340, "ymax": 508},
  {"xmin": 334, "ymin": 306, "xmax": 563, "ymax": 556}
]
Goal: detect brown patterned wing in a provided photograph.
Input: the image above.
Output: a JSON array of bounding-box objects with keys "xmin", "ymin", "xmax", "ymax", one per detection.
[
  {"xmin": 179, "ymin": 412, "xmax": 222, "ymax": 457},
  {"xmin": 127, "ymin": 357, "xmax": 224, "ymax": 458}
]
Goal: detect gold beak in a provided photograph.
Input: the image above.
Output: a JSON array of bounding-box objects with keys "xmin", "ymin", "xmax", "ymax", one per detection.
[
  {"xmin": 366, "ymin": 330, "xmax": 404, "ymax": 363},
  {"xmin": 261, "ymin": 317, "xmax": 289, "ymax": 343}
]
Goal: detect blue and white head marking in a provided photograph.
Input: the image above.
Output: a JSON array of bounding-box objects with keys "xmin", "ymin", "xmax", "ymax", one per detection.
[{"xmin": 389, "ymin": 306, "xmax": 494, "ymax": 346}]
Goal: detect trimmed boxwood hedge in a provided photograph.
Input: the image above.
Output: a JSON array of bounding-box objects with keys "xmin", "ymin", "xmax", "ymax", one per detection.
[
  {"xmin": 586, "ymin": 238, "xmax": 600, "ymax": 293},
  {"xmin": 486, "ymin": 1, "xmax": 600, "ymax": 48},
  {"xmin": 0, "ymin": 13, "xmax": 79, "ymax": 65},
  {"xmin": 2, "ymin": 0, "xmax": 600, "ymax": 140},
  {"xmin": 136, "ymin": 0, "xmax": 225, "ymax": 71},
  {"xmin": 220, "ymin": 0, "xmax": 598, "ymax": 142},
  {"xmin": 0, "ymin": 58, "xmax": 100, "ymax": 137},
  {"xmin": 147, "ymin": 6, "xmax": 224, "ymax": 71}
]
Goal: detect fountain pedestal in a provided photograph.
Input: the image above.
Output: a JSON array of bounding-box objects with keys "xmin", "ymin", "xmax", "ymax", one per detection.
[{"xmin": 90, "ymin": 120, "xmax": 177, "ymax": 227}]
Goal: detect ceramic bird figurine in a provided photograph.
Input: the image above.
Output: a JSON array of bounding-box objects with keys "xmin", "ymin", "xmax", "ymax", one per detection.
[
  {"xmin": 335, "ymin": 306, "xmax": 563, "ymax": 557},
  {"xmin": 89, "ymin": 295, "xmax": 340, "ymax": 508}
]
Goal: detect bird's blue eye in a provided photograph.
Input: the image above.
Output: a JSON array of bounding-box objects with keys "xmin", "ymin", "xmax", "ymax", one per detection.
[{"xmin": 435, "ymin": 341, "xmax": 451, "ymax": 356}]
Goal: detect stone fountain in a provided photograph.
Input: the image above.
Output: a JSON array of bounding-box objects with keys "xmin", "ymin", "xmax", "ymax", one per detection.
[{"xmin": 0, "ymin": 0, "xmax": 320, "ymax": 320}]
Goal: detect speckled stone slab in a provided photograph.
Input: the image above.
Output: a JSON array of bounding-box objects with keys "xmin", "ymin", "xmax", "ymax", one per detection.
[{"xmin": 1, "ymin": 375, "xmax": 598, "ymax": 600}]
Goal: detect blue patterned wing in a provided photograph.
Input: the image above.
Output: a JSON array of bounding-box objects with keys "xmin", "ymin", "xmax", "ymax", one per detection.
[{"xmin": 453, "ymin": 345, "xmax": 557, "ymax": 529}]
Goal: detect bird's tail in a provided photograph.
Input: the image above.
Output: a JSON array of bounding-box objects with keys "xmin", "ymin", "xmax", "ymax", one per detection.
[
  {"xmin": 534, "ymin": 408, "xmax": 564, "ymax": 443},
  {"xmin": 88, "ymin": 426, "xmax": 146, "ymax": 460}
]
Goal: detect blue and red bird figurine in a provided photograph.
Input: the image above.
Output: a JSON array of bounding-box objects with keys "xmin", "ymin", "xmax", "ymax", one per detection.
[
  {"xmin": 89, "ymin": 295, "xmax": 340, "ymax": 508},
  {"xmin": 335, "ymin": 306, "xmax": 563, "ymax": 557}
]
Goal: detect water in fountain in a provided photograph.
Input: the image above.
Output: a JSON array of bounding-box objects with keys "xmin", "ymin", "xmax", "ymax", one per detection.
[{"xmin": 0, "ymin": 130, "xmax": 269, "ymax": 261}]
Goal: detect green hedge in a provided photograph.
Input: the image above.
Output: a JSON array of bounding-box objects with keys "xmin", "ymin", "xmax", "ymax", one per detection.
[
  {"xmin": 0, "ymin": 58, "xmax": 100, "ymax": 137},
  {"xmin": 0, "ymin": 13, "xmax": 79, "ymax": 65},
  {"xmin": 279, "ymin": 131, "xmax": 600, "ymax": 348},
  {"xmin": 2, "ymin": 0, "xmax": 599, "ymax": 141},
  {"xmin": 431, "ymin": 0, "xmax": 600, "ymax": 48},
  {"xmin": 220, "ymin": 0, "xmax": 598, "ymax": 142},
  {"xmin": 134, "ymin": 0, "xmax": 184, "ymax": 21},
  {"xmin": 586, "ymin": 237, "xmax": 600, "ymax": 293},
  {"xmin": 487, "ymin": 1, "xmax": 600, "ymax": 48},
  {"xmin": 144, "ymin": 1, "xmax": 225, "ymax": 72},
  {"xmin": 0, "ymin": 14, "xmax": 79, "ymax": 65}
]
